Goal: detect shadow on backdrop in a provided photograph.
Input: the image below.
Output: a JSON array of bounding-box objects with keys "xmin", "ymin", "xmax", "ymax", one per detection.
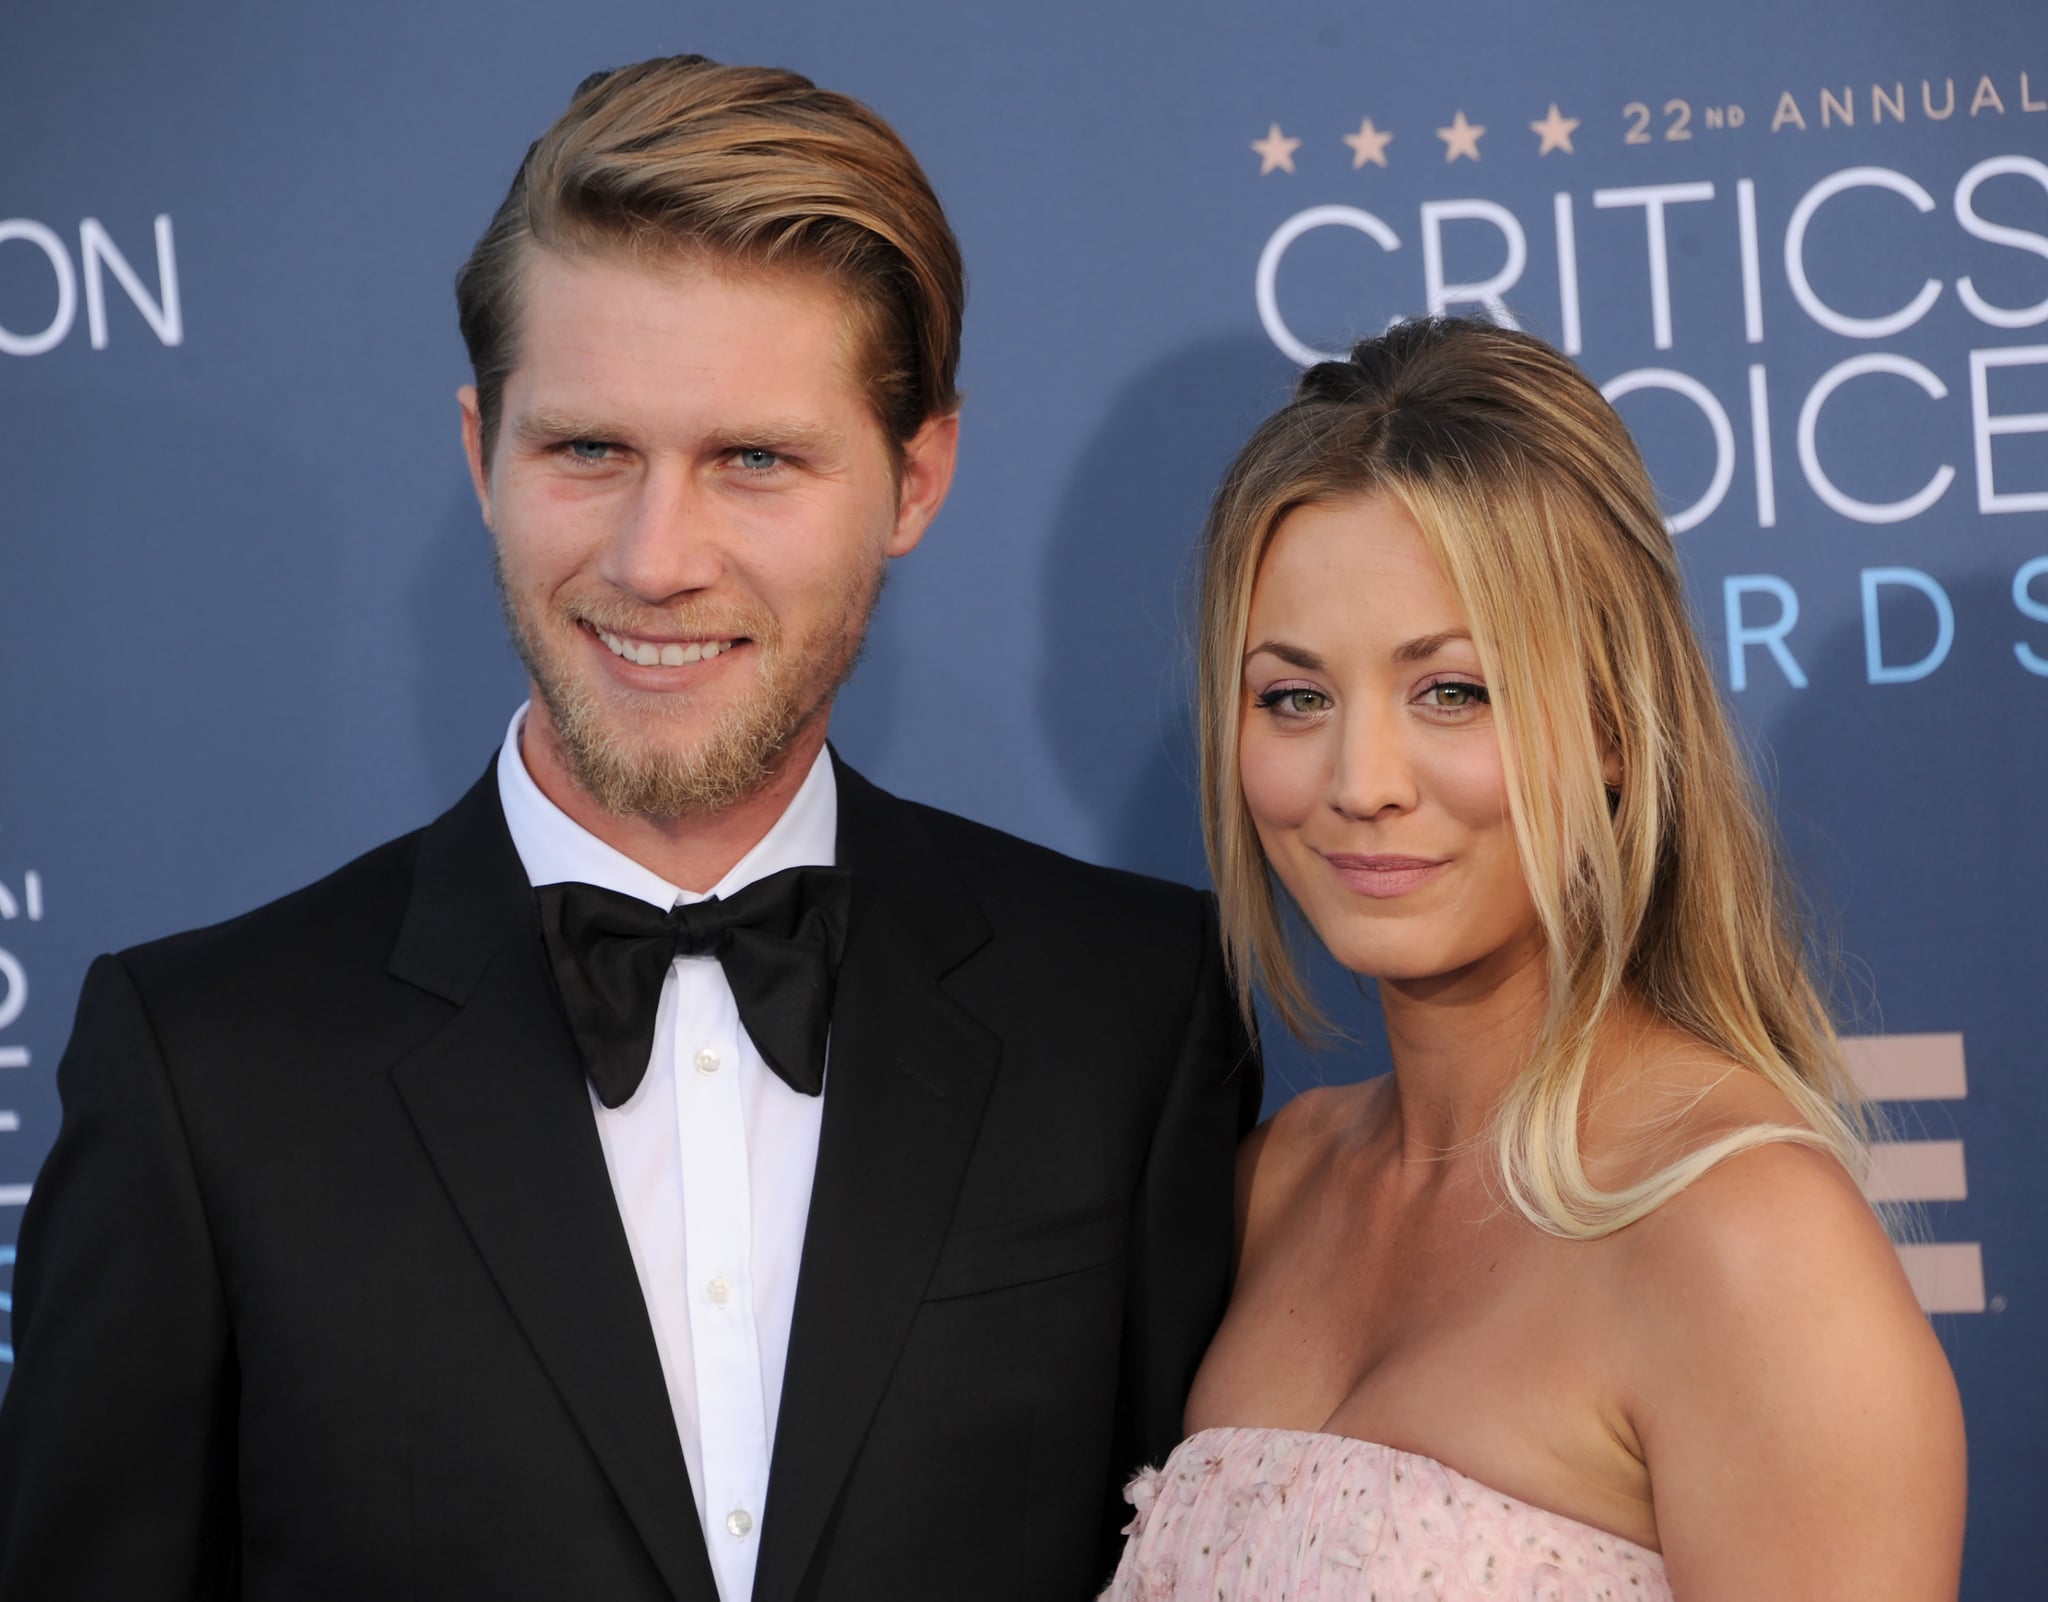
[
  {"xmin": 818, "ymin": 555, "xmax": 907, "ymax": 775},
  {"xmin": 0, "ymin": 387, "xmax": 347, "ymax": 940},
  {"xmin": 1756, "ymin": 569, "xmax": 2044, "ymax": 1602},
  {"xmin": 0, "ymin": 386, "xmax": 353, "ymax": 1373},
  {"xmin": 411, "ymin": 489, "xmax": 530, "ymax": 803},
  {"xmin": 1036, "ymin": 333, "xmax": 1291, "ymax": 884},
  {"xmin": 1035, "ymin": 333, "xmax": 1392, "ymax": 1116},
  {"xmin": 1756, "ymin": 571, "xmax": 2045, "ymax": 1026}
]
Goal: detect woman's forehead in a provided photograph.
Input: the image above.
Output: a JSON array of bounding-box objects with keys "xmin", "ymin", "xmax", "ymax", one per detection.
[{"xmin": 1249, "ymin": 497, "xmax": 1469, "ymax": 645}]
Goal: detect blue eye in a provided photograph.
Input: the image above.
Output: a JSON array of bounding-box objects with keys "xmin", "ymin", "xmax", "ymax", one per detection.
[
  {"xmin": 734, "ymin": 447, "xmax": 781, "ymax": 472},
  {"xmin": 566, "ymin": 439, "xmax": 612, "ymax": 462}
]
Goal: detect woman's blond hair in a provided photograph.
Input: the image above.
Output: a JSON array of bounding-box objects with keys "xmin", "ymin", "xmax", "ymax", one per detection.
[{"xmin": 1197, "ymin": 318, "xmax": 1867, "ymax": 1237}]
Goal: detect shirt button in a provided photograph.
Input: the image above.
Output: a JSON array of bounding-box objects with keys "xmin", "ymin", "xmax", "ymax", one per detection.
[
  {"xmin": 706, "ymin": 1275, "xmax": 732, "ymax": 1306},
  {"xmin": 694, "ymin": 1046, "xmax": 721, "ymax": 1075},
  {"xmin": 725, "ymin": 1508, "xmax": 754, "ymax": 1538}
]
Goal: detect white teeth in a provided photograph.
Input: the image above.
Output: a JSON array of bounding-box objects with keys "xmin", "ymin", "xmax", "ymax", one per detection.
[{"xmin": 595, "ymin": 627, "xmax": 733, "ymax": 666}]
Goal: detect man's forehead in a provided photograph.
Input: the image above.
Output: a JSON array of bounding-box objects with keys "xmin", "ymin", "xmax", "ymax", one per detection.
[
  {"xmin": 516, "ymin": 242, "xmax": 859, "ymax": 340},
  {"xmin": 503, "ymin": 245, "xmax": 869, "ymax": 415}
]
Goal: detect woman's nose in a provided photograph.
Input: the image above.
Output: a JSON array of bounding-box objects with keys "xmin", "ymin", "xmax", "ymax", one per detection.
[{"xmin": 1329, "ymin": 707, "xmax": 1418, "ymax": 819}]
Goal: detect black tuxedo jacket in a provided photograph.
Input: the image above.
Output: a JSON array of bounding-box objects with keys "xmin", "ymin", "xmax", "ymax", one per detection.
[{"xmin": 0, "ymin": 756, "xmax": 1258, "ymax": 1601}]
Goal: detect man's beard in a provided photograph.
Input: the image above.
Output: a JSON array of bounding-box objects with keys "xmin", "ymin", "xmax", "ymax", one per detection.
[{"xmin": 494, "ymin": 550, "xmax": 884, "ymax": 819}]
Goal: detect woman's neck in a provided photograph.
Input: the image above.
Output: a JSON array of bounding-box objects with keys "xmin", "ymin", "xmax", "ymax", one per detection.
[{"xmin": 1375, "ymin": 933, "xmax": 1551, "ymax": 1159}]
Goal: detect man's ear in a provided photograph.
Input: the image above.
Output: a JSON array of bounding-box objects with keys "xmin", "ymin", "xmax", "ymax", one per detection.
[
  {"xmin": 887, "ymin": 410, "xmax": 960, "ymax": 558},
  {"xmin": 458, "ymin": 385, "xmax": 494, "ymax": 528}
]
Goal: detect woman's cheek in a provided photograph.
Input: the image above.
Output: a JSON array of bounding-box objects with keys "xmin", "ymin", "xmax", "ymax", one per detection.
[
  {"xmin": 1422, "ymin": 735, "xmax": 1511, "ymax": 829},
  {"xmin": 1239, "ymin": 723, "xmax": 1323, "ymax": 833}
]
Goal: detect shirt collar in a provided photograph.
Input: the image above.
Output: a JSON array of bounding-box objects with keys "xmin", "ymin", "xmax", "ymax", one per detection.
[{"xmin": 494, "ymin": 702, "xmax": 838, "ymax": 909}]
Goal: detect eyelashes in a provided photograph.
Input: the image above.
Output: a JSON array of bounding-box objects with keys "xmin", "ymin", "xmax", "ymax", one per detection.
[
  {"xmin": 1249, "ymin": 677, "xmax": 1492, "ymax": 722},
  {"xmin": 546, "ymin": 441, "xmax": 796, "ymax": 480},
  {"xmin": 1418, "ymin": 679, "xmax": 1489, "ymax": 711},
  {"xmin": 1252, "ymin": 685, "xmax": 1332, "ymax": 717}
]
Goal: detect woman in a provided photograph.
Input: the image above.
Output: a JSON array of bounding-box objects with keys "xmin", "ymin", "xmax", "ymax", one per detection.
[{"xmin": 1104, "ymin": 319, "xmax": 1965, "ymax": 1600}]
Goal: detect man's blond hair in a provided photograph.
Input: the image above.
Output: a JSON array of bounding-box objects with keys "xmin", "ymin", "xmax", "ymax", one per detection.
[{"xmin": 456, "ymin": 55, "xmax": 964, "ymax": 463}]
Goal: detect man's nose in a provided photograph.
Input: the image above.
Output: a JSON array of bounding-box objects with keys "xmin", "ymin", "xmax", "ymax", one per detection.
[{"xmin": 597, "ymin": 466, "xmax": 726, "ymax": 602}]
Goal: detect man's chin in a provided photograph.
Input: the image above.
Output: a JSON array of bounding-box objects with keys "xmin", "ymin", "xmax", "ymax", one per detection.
[
  {"xmin": 546, "ymin": 697, "xmax": 810, "ymax": 821},
  {"xmin": 510, "ymin": 592, "xmax": 863, "ymax": 821}
]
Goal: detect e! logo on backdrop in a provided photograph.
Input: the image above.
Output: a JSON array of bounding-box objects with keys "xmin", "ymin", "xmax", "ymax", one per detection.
[{"xmin": 1240, "ymin": 63, "xmax": 2044, "ymax": 1320}]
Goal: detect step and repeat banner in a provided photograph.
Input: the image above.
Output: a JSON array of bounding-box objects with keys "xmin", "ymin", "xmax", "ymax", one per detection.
[{"xmin": 1, "ymin": 0, "xmax": 2040, "ymax": 1588}]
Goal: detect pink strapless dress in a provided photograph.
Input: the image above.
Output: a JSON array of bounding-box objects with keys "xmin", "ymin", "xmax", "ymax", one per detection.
[{"xmin": 1101, "ymin": 1426, "xmax": 1672, "ymax": 1602}]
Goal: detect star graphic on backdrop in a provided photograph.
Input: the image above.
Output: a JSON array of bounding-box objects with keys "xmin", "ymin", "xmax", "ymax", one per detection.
[
  {"xmin": 1530, "ymin": 103, "xmax": 1581, "ymax": 155},
  {"xmin": 1251, "ymin": 122, "xmax": 1302, "ymax": 174},
  {"xmin": 1436, "ymin": 110, "xmax": 1485, "ymax": 162},
  {"xmin": 1342, "ymin": 116, "xmax": 1394, "ymax": 168}
]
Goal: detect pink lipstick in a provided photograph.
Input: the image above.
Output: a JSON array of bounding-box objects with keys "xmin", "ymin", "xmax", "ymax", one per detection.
[{"xmin": 1322, "ymin": 853, "xmax": 1448, "ymax": 899}]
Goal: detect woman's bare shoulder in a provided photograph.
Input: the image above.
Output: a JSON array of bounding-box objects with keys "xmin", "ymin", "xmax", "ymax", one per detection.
[
  {"xmin": 1616, "ymin": 1135, "xmax": 1901, "ymax": 1310},
  {"xmin": 1606, "ymin": 1138, "xmax": 1964, "ymax": 1597},
  {"xmin": 1581, "ymin": 1015, "xmax": 1820, "ymax": 1190},
  {"xmin": 1236, "ymin": 1079, "xmax": 1381, "ymax": 1238},
  {"xmin": 1586, "ymin": 1019, "xmax": 1910, "ymax": 1342}
]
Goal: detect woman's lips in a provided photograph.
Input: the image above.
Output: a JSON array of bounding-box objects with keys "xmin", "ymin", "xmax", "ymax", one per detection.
[{"xmin": 1322, "ymin": 853, "xmax": 1449, "ymax": 899}]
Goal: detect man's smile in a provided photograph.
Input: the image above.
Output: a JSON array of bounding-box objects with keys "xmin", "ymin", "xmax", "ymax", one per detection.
[{"xmin": 591, "ymin": 624, "xmax": 741, "ymax": 667}]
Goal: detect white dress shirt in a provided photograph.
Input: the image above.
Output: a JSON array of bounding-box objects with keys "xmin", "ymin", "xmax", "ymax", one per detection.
[{"xmin": 495, "ymin": 704, "xmax": 834, "ymax": 1602}]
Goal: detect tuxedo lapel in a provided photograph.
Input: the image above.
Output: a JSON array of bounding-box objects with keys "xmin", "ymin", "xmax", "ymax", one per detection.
[
  {"xmin": 750, "ymin": 759, "xmax": 1000, "ymax": 1602},
  {"xmin": 387, "ymin": 768, "xmax": 719, "ymax": 1602}
]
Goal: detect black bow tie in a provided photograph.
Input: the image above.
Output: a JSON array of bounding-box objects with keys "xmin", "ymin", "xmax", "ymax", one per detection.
[{"xmin": 535, "ymin": 866, "xmax": 854, "ymax": 1108}]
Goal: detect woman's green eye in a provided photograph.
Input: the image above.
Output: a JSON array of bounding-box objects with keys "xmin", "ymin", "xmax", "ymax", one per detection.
[{"xmin": 1422, "ymin": 680, "xmax": 1489, "ymax": 709}]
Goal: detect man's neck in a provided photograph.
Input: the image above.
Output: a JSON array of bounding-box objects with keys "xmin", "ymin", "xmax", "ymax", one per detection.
[{"xmin": 518, "ymin": 716, "xmax": 829, "ymax": 895}]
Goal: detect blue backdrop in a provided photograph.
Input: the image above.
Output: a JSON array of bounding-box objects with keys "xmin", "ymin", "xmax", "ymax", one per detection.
[{"xmin": 2, "ymin": 1, "xmax": 2041, "ymax": 1589}]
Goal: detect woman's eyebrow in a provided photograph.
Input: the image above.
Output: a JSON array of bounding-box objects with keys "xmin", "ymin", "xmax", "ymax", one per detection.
[
  {"xmin": 1243, "ymin": 640, "xmax": 1326, "ymax": 672},
  {"xmin": 1392, "ymin": 630, "xmax": 1472, "ymax": 664}
]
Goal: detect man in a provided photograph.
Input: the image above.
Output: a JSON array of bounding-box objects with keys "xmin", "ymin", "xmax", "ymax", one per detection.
[{"xmin": 0, "ymin": 55, "xmax": 1257, "ymax": 1602}]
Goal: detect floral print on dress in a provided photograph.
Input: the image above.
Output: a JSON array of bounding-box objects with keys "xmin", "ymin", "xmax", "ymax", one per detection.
[{"xmin": 1101, "ymin": 1427, "xmax": 1672, "ymax": 1602}]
